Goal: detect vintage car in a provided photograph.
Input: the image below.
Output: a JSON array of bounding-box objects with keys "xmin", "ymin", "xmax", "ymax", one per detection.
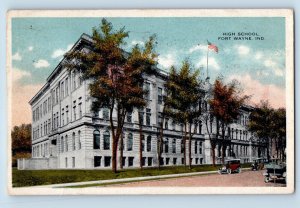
[
  {"xmin": 263, "ymin": 159, "xmax": 286, "ymax": 183},
  {"xmin": 218, "ymin": 159, "xmax": 241, "ymax": 174},
  {"xmin": 251, "ymin": 158, "xmax": 267, "ymax": 171}
]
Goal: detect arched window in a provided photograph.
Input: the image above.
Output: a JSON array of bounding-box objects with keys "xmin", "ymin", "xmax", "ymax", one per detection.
[
  {"xmin": 194, "ymin": 141, "xmax": 198, "ymax": 154},
  {"xmin": 61, "ymin": 136, "xmax": 64, "ymax": 152},
  {"xmin": 127, "ymin": 133, "xmax": 133, "ymax": 151},
  {"xmin": 147, "ymin": 136, "xmax": 151, "ymax": 152},
  {"xmin": 103, "ymin": 130, "xmax": 110, "ymax": 150},
  {"xmin": 65, "ymin": 135, "xmax": 68, "ymax": 151},
  {"xmin": 72, "ymin": 132, "xmax": 76, "ymax": 151},
  {"xmin": 78, "ymin": 130, "xmax": 81, "ymax": 150},
  {"xmin": 93, "ymin": 130, "xmax": 100, "ymax": 149}
]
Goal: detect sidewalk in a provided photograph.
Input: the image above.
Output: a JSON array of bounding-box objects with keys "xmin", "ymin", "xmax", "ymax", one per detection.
[{"xmin": 34, "ymin": 169, "xmax": 220, "ymax": 188}]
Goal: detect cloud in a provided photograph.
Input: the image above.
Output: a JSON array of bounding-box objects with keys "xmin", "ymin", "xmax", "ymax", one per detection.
[
  {"xmin": 255, "ymin": 51, "xmax": 262, "ymax": 60},
  {"xmin": 158, "ymin": 54, "xmax": 176, "ymax": 69},
  {"xmin": 131, "ymin": 40, "xmax": 145, "ymax": 46},
  {"xmin": 235, "ymin": 45, "xmax": 250, "ymax": 55},
  {"xmin": 12, "ymin": 68, "xmax": 31, "ymax": 82},
  {"xmin": 12, "ymin": 52, "xmax": 22, "ymax": 61},
  {"xmin": 227, "ymin": 73, "xmax": 285, "ymax": 109},
  {"xmin": 188, "ymin": 44, "xmax": 207, "ymax": 53},
  {"xmin": 51, "ymin": 44, "xmax": 73, "ymax": 59},
  {"xmin": 263, "ymin": 59, "xmax": 284, "ymax": 77},
  {"xmin": 196, "ymin": 57, "xmax": 220, "ymax": 71},
  {"xmin": 11, "ymin": 68, "xmax": 43, "ymax": 127},
  {"xmin": 33, "ymin": 59, "xmax": 50, "ymax": 68},
  {"xmin": 28, "ymin": 46, "xmax": 33, "ymax": 51}
]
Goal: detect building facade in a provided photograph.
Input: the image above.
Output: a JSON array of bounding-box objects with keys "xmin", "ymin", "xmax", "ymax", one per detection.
[{"xmin": 17, "ymin": 34, "xmax": 267, "ymax": 170}]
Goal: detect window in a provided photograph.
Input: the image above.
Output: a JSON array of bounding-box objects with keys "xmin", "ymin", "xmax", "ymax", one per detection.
[
  {"xmin": 103, "ymin": 130, "xmax": 110, "ymax": 150},
  {"xmin": 72, "ymin": 157, "xmax": 75, "ymax": 168},
  {"xmin": 141, "ymin": 135, "xmax": 145, "ymax": 152},
  {"xmin": 138, "ymin": 108, "xmax": 144, "ymax": 125},
  {"xmin": 94, "ymin": 156, "xmax": 101, "ymax": 167},
  {"xmin": 144, "ymin": 82, "xmax": 150, "ymax": 100},
  {"xmin": 72, "ymin": 132, "xmax": 75, "ymax": 151},
  {"xmin": 166, "ymin": 157, "xmax": 170, "ymax": 165},
  {"xmin": 142, "ymin": 157, "xmax": 146, "ymax": 166},
  {"xmin": 158, "ymin": 87, "xmax": 163, "ymax": 104},
  {"xmin": 78, "ymin": 103, "xmax": 82, "ymax": 118},
  {"xmin": 104, "ymin": 156, "xmax": 111, "ymax": 167},
  {"xmin": 56, "ymin": 87, "xmax": 59, "ymax": 104},
  {"xmin": 73, "ymin": 101, "xmax": 76, "ymax": 121},
  {"xmin": 146, "ymin": 108, "xmax": 151, "ymax": 126},
  {"xmin": 127, "ymin": 133, "xmax": 133, "ymax": 151},
  {"xmin": 126, "ymin": 111, "xmax": 132, "ymax": 123},
  {"xmin": 165, "ymin": 119, "xmax": 168, "ymax": 130},
  {"xmin": 78, "ymin": 131, "xmax": 81, "ymax": 150},
  {"xmin": 172, "ymin": 139, "xmax": 176, "ymax": 153},
  {"xmin": 56, "ymin": 112, "xmax": 59, "ymax": 128},
  {"xmin": 199, "ymin": 142, "xmax": 203, "ymax": 154},
  {"xmin": 103, "ymin": 108, "xmax": 109, "ymax": 120},
  {"xmin": 73, "ymin": 72, "xmax": 76, "ymax": 90},
  {"xmin": 128, "ymin": 157, "xmax": 134, "ymax": 167},
  {"xmin": 148, "ymin": 157, "xmax": 153, "ymax": 166},
  {"xmin": 173, "ymin": 158, "xmax": 177, "ymax": 165},
  {"xmin": 65, "ymin": 157, "xmax": 68, "ymax": 168},
  {"xmin": 200, "ymin": 158, "xmax": 203, "ymax": 164},
  {"xmin": 199, "ymin": 121, "xmax": 202, "ymax": 134},
  {"xmin": 182, "ymin": 158, "xmax": 184, "ymax": 165},
  {"xmin": 146, "ymin": 136, "xmax": 151, "ymax": 152},
  {"xmin": 196, "ymin": 158, "xmax": 199, "ymax": 164},
  {"xmin": 62, "ymin": 108, "xmax": 64, "ymax": 126},
  {"xmin": 181, "ymin": 140, "xmax": 184, "ymax": 153},
  {"xmin": 66, "ymin": 106, "xmax": 69, "ymax": 124},
  {"xmin": 195, "ymin": 141, "xmax": 198, "ymax": 154},
  {"xmin": 164, "ymin": 138, "xmax": 169, "ymax": 153},
  {"xmin": 65, "ymin": 77, "xmax": 69, "ymax": 96},
  {"xmin": 61, "ymin": 81, "xmax": 64, "ymax": 98},
  {"xmin": 93, "ymin": 130, "xmax": 100, "ymax": 149},
  {"xmin": 65, "ymin": 135, "xmax": 68, "ymax": 151}
]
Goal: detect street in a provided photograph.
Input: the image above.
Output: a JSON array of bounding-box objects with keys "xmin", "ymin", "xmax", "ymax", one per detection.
[{"xmin": 107, "ymin": 170, "xmax": 286, "ymax": 187}]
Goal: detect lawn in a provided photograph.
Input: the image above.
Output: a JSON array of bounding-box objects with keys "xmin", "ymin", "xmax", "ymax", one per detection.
[
  {"xmin": 12, "ymin": 164, "xmax": 251, "ymax": 187},
  {"xmin": 12, "ymin": 165, "xmax": 216, "ymax": 187}
]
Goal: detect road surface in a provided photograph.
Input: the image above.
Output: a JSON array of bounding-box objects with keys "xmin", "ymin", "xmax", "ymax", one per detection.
[{"xmin": 107, "ymin": 170, "xmax": 286, "ymax": 187}]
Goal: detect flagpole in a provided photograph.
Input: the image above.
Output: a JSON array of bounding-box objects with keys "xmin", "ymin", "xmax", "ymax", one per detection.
[{"xmin": 206, "ymin": 45, "xmax": 209, "ymax": 79}]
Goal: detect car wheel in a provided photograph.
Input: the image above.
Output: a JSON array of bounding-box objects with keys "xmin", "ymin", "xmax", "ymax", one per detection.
[
  {"xmin": 264, "ymin": 176, "xmax": 269, "ymax": 183},
  {"xmin": 227, "ymin": 169, "xmax": 232, "ymax": 174}
]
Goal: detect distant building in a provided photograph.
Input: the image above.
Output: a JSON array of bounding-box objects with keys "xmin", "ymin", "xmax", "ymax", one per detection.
[{"xmin": 17, "ymin": 34, "xmax": 267, "ymax": 170}]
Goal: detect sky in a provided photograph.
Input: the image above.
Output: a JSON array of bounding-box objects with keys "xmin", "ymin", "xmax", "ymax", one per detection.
[{"xmin": 11, "ymin": 17, "xmax": 286, "ymax": 127}]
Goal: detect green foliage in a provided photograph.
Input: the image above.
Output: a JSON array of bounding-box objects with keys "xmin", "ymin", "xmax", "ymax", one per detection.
[
  {"xmin": 164, "ymin": 60, "xmax": 202, "ymax": 124},
  {"xmin": 11, "ymin": 124, "xmax": 32, "ymax": 155},
  {"xmin": 64, "ymin": 18, "xmax": 158, "ymax": 172},
  {"xmin": 209, "ymin": 78, "xmax": 248, "ymax": 125},
  {"xmin": 248, "ymin": 101, "xmax": 286, "ymax": 159}
]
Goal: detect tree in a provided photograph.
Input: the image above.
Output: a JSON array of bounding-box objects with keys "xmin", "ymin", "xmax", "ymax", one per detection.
[
  {"xmin": 249, "ymin": 101, "xmax": 286, "ymax": 160},
  {"xmin": 65, "ymin": 19, "xmax": 157, "ymax": 173},
  {"xmin": 11, "ymin": 124, "xmax": 32, "ymax": 167},
  {"xmin": 164, "ymin": 60, "xmax": 202, "ymax": 169},
  {"xmin": 11, "ymin": 124, "xmax": 32, "ymax": 155},
  {"xmin": 248, "ymin": 101, "xmax": 273, "ymax": 161},
  {"xmin": 209, "ymin": 78, "xmax": 248, "ymax": 164},
  {"xmin": 271, "ymin": 108, "xmax": 286, "ymax": 160}
]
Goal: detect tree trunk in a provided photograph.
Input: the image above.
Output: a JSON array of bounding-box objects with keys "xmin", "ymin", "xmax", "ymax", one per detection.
[
  {"xmin": 157, "ymin": 119, "xmax": 164, "ymax": 170},
  {"xmin": 188, "ymin": 124, "xmax": 192, "ymax": 169},
  {"xmin": 139, "ymin": 119, "xmax": 143, "ymax": 170},
  {"xmin": 183, "ymin": 123, "xmax": 187, "ymax": 167},
  {"xmin": 112, "ymin": 139, "xmax": 117, "ymax": 173},
  {"xmin": 119, "ymin": 135, "xmax": 123, "ymax": 169}
]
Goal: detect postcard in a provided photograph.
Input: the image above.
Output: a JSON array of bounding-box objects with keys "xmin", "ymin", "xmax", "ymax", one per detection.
[{"xmin": 7, "ymin": 9, "xmax": 294, "ymax": 195}]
